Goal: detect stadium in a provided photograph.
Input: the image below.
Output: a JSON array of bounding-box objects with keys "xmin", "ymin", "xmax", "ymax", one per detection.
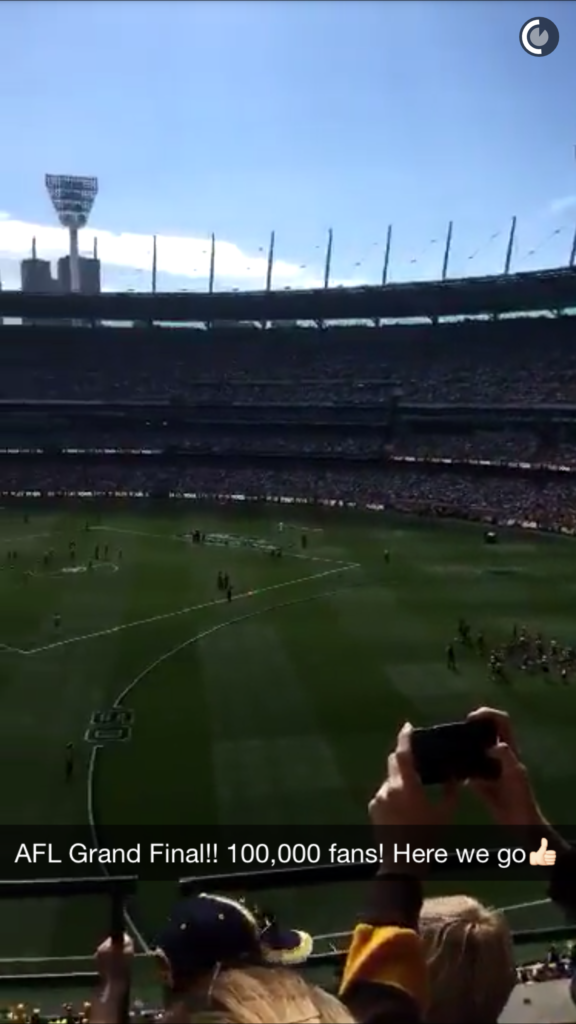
[{"xmin": 1, "ymin": 202, "xmax": 576, "ymax": 1021}]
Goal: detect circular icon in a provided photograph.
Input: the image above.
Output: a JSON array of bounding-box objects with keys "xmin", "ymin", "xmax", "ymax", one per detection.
[{"xmin": 520, "ymin": 17, "xmax": 559, "ymax": 56}]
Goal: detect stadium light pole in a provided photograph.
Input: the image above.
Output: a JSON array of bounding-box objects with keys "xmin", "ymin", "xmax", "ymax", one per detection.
[
  {"xmin": 503, "ymin": 215, "xmax": 516, "ymax": 276},
  {"xmin": 381, "ymin": 225, "xmax": 392, "ymax": 286},
  {"xmin": 441, "ymin": 221, "xmax": 453, "ymax": 281},
  {"xmin": 45, "ymin": 174, "xmax": 98, "ymax": 293},
  {"xmin": 569, "ymin": 223, "xmax": 576, "ymax": 268},
  {"xmin": 265, "ymin": 231, "xmax": 275, "ymax": 292},
  {"xmin": 323, "ymin": 229, "xmax": 333, "ymax": 289},
  {"xmin": 208, "ymin": 234, "xmax": 216, "ymax": 294},
  {"xmin": 152, "ymin": 235, "xmax": 158, "ymax": 294}
]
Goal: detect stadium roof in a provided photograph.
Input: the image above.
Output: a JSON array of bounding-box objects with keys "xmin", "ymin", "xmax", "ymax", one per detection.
[{"xmin": 1, "ymin": 266, "xmax": 575, "ymax": 323}]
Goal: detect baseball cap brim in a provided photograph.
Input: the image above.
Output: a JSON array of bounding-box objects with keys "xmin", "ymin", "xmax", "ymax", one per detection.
[{"xmin": 260, "ymin": 926, "xmax": 313, "ymax": 965}]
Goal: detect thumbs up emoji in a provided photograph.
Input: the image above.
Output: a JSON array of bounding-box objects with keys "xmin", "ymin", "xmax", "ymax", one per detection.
[{"xmin": 530, "ymin": 838, "xmax": 556, "ymax": 866}]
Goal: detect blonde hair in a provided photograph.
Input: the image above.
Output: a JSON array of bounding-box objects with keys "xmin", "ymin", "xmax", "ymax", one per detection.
[
  {"xmin": 420, "ymin": 895, "xmax": 515, "ymax": 1023},
  {"xmin": 163, "ymin": 965, "xmax": 355, "ymax": 1023}
]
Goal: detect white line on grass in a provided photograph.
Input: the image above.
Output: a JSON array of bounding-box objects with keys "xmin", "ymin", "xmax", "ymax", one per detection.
[
  {"xmin": 93, "ymin": 524, "xmax": 353, "ymax": 565},
  {"xmin": 0, "ymin": 532, "xmax": 52, "ymax": 544},
  {"xmin": 24, "ymin": 562, "xmax": 358, "ymax": 656},
  {"xmin": 87, "ymin": 581, "xmax": 359, "ymax": 954}
]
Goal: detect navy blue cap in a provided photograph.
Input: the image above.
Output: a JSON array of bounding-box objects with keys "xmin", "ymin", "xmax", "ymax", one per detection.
[{"xmin": 154, "ymin": 893, "xmax": 313, "ymax": 979}]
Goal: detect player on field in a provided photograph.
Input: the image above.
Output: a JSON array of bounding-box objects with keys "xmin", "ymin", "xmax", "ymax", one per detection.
[
  {"xmin": 457, "ymin": 618, "xmax": 471, "ymax": 645},
  {"xmin": 446, "ymin": 643, "xmax": 456, "ymax": 671},
  {"xmin": 54, "ymin": 612, "xmax": 61, "ymax": 629}
]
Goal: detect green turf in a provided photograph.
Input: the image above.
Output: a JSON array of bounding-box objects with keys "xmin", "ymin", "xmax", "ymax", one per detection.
[{"xmin": 0, "ymin": 503, "xmax": 573, "ymax": 971}]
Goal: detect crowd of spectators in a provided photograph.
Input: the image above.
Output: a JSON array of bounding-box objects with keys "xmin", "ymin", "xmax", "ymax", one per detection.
[
  {"xmin": 390, "ymin": 432, "xmax": 538, "ymax": 462},
  {"xmin": 1, "ymin": 318, "xmax": 576, "ymax": 404},
  {"xmin": 5, "ymin": 427, "xmax": 576, "ymax": 468},
  {"xmin": 1, "ymin": 462, "xmax": 576, "ymax": 532}
]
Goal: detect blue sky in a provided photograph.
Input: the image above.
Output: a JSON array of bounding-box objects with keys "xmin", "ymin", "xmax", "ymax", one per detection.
[{"xmin": 0, "ymin": 0, "xmax": 574, "ymax": 291}]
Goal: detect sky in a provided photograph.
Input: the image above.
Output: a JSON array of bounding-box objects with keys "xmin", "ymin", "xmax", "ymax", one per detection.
[{"xmin": 0, "ymin": 0, "xmax": 575, "ymax": 293}]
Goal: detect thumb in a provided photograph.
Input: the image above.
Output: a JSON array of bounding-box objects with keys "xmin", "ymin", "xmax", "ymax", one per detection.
[{"xmin": 539, "ymin": 837, "xmax": 548, "ymax": 852}]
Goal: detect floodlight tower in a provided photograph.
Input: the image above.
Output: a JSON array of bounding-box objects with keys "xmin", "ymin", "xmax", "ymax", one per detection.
[{"xmin": 45, "ymin": 175, "xmax": 98, "ymax": 293}]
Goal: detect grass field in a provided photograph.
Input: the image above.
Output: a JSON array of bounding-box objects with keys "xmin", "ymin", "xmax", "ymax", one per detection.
[{"xmin": 0, "ymin": 501, "xmax": 573, "ymax": 973}]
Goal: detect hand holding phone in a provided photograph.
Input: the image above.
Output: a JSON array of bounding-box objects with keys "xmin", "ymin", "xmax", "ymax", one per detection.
[{"xmin": 410, "ymin": 718, "xmax": 500, "ymax": 786}]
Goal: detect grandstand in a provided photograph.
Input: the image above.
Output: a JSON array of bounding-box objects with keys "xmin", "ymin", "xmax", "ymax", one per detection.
[{"xmin": 0, "ymin": 267, "xmax": 576, "ymax": 1020}]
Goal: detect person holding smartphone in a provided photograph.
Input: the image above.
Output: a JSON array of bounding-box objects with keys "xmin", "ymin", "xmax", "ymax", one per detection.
[{"xmin": 465, "ymin": 706, "xmax": 576, "ymax": 916}]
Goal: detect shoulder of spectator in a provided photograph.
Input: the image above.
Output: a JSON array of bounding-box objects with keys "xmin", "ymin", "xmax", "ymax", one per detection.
[{"xmin": 339, "ymin": 871, "xmax": 425, "ymax": 1024}]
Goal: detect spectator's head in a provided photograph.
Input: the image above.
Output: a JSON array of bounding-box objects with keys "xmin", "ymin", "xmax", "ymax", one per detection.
[
  {"xmin": 420, "ymin": 895, "xmax": 515, "ymax": 1023},
  {"xmin": 154, "ymin": 894, "xmax": 313, "ymax": 993},
  {"xmin": 164, "ymin": 965, "xmax": 353, "ymax": 1023}
]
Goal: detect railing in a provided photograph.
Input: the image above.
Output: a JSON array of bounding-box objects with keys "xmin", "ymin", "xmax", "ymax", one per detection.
[
  {"xmin": 0, "ymin": 862, "xmax": 573, "ymax": 1013},
  {"xmin": 180, "ymin": 860, "xmax": 576, "ymax": 968},
  {"xmin": 0, "ymin": 875, "xmax": 136, "ymax": 1018}
]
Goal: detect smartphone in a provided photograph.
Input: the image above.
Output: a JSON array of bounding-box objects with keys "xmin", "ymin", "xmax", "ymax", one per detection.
[{"xmin": 410, "ymin": 718, "xmax": 500, "ymax": 786}]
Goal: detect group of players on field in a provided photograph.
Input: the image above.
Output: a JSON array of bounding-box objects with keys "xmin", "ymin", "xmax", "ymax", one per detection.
[
  {"xmin": 447, "ymin": 618, "xmax": 576, "ymax": 683},
  {"xmin": 6, "ymin": 540, "xmax": 123, "ymax": 574}
]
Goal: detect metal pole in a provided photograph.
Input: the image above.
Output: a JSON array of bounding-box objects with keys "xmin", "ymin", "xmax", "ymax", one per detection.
[
  {"xmin": 442, "ymin": 221, "xmax": 453, "ymax": 281},
  {"xmin": 323, "ymin": 229, "xmax": 333, "ymax": 290},
  {"xmin": 568, "ymin": 222, "xmax": 576, "ymax": 268},
  {"xmin": 381, "ymin": 225, "xmax": 392, "ymax": 286},
  {"xmin": 208, "ymin": 234, "xmax": 216, "ymax": 294},
  {"xmin": 69, "ymin": 226, "xmax": 80, "ymax": 292},
  {"xmin": 265, "ymin": 231, "xmax": 275, "ymax": 292},
  {"xmin": 503, "ymin": 216, "xmax": 516, "ymax": 275},
  {"xmin": 152, "ymin": 235, "xmax": 157, "ymax": 294}
]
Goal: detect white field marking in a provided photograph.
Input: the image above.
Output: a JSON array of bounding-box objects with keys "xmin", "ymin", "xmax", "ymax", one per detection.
[
  {"xmin": 87, "ymin": 581, "xmax": 356, "ymax": 954},
  {"xmin": 92, "ymin": 525, "xmax": 177, "ymax": 541},
  {"xmin": 20, "ymin": 562, "xmax": 359, "ymax": 656},
  {"xmin": 0, "ymin": 532, "xmax": 52, "ymax": 544},
  {"xmin": 28, "ymin": 561, "xmax": 120, "ymax": 579},
  {"xmin": 93, "ymin": 524, "xmax": 354, "ymax": 566},
  {"xmin": 0, "ymin": 643, "xmax": 27, "ymax": 655}
]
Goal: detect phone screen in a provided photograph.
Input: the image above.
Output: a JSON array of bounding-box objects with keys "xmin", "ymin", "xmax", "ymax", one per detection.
[{"xmin": 410, "ymin": 718, "xmax": 500, "ymax": 785}]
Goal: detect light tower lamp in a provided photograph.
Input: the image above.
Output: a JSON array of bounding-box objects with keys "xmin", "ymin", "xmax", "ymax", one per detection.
[{"xmin": 45, "ymin": 174, "xmax": 98, "ymax": 293}]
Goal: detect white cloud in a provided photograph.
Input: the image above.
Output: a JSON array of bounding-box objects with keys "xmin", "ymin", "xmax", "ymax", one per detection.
[
  {"xmin": 0, "ymin": 213, "xmax": 362, "ymax": 292},
  {"xmin": 549, "ymin": 195, "xmax": 576, "ymax": 215}
]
